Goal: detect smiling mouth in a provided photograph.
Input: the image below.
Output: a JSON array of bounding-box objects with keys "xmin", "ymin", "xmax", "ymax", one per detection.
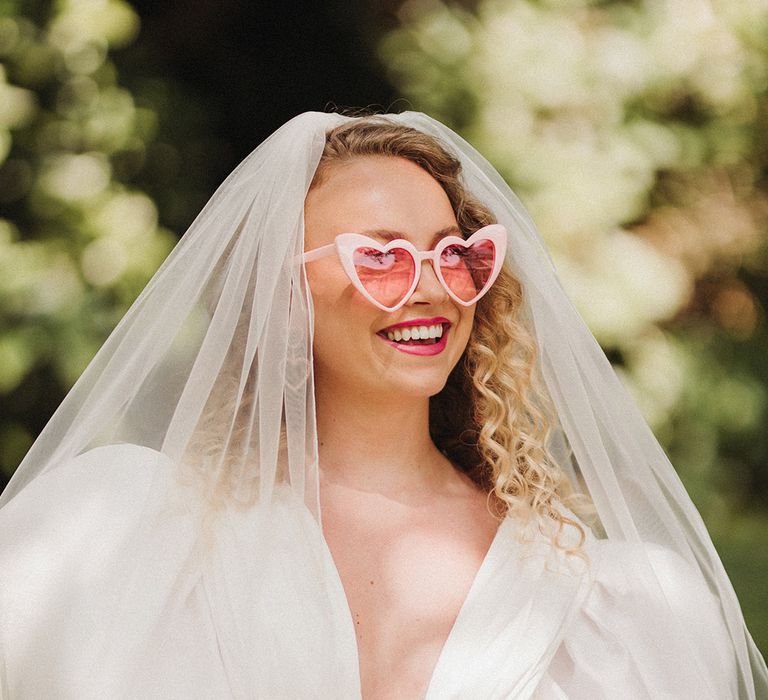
[{"xmin": 376, "ymin": 322, "xmax": 450, "ymax": 346}]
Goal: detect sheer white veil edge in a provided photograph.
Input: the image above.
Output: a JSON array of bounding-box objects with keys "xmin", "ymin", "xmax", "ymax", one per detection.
[
  {"xmin": 1, "ymin": 112, "xmax": 345, "ymax": 518},
  {"xmin": 1, "ymin": 111, "xmax": 766, "ymax": 696}
]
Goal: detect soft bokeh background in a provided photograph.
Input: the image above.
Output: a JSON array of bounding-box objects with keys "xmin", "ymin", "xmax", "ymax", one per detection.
[{"xmin": 1, "ymin": 0, "xmax": 766, "ymax": 652}]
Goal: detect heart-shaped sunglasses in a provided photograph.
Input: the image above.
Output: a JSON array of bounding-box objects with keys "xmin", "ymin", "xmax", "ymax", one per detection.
[{"xmin": 302, "ymin": 224, "xmax": 507, "ymax": 312}]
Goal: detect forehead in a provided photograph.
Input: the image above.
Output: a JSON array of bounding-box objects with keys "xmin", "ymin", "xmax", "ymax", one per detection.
[{"xmin": 304, "ymin": 156, "xmax": 459, "ymax": 248}]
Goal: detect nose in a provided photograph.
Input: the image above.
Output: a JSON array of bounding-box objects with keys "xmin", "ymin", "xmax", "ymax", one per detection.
[{"xmin": 408, "ymin": 259, "xmax": 448, "ymax": 305}]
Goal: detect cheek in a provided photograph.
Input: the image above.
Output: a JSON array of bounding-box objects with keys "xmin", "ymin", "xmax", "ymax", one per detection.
[
  {"xmin": 306, "ymin": 265, "xmax": 374, "ymax": 350},
  {"xmin": 306, "ymin": 264, "xmax": 349, "ymax": 317},
  {"xmin": 455, "ymin": 307, "xmax": 476, "ymax": 350}
]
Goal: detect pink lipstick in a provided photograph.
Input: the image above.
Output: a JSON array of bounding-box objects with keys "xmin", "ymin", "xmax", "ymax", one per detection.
[
  {"xmin": 379, "ymin": 316, "xmax": 450, "ymax": 332},
  {"xmin": 376, "ymin": 317, "xmax": 452, "ymax": 356}
]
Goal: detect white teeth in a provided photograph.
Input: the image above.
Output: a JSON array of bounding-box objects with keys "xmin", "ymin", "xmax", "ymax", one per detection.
[{"xmin": 384, "ymin": 323, "xmax": 446, "ymax": 342}]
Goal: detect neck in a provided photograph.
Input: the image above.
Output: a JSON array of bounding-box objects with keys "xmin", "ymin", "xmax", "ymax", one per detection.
[{"xmin": 314, "ymin": 377, "xmax": 454, "ymax": 496}]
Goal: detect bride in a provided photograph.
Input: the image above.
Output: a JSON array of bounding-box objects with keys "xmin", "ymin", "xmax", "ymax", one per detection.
[{"xmin": 0, "ymin": 111, "xmax": 765, "ymax": 698}]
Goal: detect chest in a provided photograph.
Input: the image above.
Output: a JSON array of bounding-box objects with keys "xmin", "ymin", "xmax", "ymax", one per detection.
[{"xmin": 321, "ymin": 498, "xmax": 498, "ymax": 699}]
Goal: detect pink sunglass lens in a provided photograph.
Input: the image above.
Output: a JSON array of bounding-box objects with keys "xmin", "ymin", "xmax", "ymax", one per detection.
[
  {"xmin": 440, "ymin": 239, "xmax": 496, "ymax": 302},
  {"xmin": 352, "ymin": 246, "xmax": 415, "ymax": 307}
]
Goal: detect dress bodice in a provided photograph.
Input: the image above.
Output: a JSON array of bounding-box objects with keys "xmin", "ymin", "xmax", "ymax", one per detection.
[{"xmin": 0, "ymin": 445, "xmax": 738, "ymax": 699}]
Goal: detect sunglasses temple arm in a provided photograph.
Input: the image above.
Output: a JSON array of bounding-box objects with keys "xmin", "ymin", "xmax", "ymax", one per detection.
[{"xmin": 300, "ymin": 243, "xmax": 336, "ymax": 263}]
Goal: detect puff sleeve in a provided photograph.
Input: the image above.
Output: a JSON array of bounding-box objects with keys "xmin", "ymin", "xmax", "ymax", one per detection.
[{"xmin": 537, "ymin": 539, "xmax": 739, "ymax": 699}]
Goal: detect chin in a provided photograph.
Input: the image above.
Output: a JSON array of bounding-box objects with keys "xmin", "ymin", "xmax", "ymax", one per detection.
[{"xmin": 388, "ymin": 370, "xmax": 452, "ymax": 398}]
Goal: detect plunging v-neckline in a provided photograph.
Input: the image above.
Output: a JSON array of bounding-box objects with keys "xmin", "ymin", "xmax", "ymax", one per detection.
[{"xmin": 317, "ymin": 514, "xmax": 512, "ymax": 699}]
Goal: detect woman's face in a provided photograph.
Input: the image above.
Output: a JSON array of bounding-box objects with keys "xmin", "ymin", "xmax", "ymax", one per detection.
[{"xmin": 304, "ymin": 156, "xmax": 476, "ymax": 401}]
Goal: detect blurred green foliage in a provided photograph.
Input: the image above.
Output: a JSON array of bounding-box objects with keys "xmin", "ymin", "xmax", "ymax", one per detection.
[
  {"xmin": 381, "ymin": 0, "xmax": 768, "ymax": 650},
  {"xmin": 0, "ymin": 0, "xmax": 179, "ymax": 473}
]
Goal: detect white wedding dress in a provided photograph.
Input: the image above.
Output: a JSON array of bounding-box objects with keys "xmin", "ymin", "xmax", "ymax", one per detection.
[{"xmin": 0, "ymin": 444, "xmax": 737, "ymax": 699}]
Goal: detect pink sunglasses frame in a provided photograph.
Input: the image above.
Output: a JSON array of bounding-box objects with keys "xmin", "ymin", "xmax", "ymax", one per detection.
[{"xmin": 302, "ymin": 224, "xmax": 507, "ymax": 312}]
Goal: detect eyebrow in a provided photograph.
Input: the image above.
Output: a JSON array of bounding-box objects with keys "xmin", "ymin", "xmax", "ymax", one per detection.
[{"xmin": 360, "ymin": 225, "xmax": 462, "ymax": 246}]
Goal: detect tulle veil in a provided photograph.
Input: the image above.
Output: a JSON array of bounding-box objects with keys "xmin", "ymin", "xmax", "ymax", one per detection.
[{"xmin": 0, "ymin": 110, "xmax": 765, "ymax": 698}]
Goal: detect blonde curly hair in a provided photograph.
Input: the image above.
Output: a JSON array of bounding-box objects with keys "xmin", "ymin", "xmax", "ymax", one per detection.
[{"xmin": 314, "ymin": 117, "xmax": 587, "ymax": 551}]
